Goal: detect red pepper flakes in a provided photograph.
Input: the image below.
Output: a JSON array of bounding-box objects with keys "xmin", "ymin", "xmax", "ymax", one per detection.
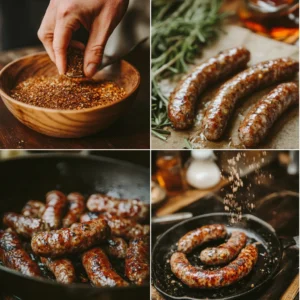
[{"xmin": 10, "ymin": 76, "xmax": 126, "ymax": 110}]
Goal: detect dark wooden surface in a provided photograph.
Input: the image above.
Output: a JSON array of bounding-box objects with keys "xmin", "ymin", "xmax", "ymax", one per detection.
[
  {"xmin": 0, "ymin": 45, "xmax": 150, "ymax": 149},
  {"xmin": 152, "ymin": 153, "xmax": 299, "ymax": 300}
]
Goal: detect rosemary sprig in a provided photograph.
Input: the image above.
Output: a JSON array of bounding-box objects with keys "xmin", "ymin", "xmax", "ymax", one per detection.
[{"xmin": 151, "ymin": 0, "xmax": 227, "ymax": 140}]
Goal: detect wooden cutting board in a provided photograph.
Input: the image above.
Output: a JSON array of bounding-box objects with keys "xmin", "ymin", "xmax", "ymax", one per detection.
[{"xmin": 152, "ymin": 25, "xmax": 299, "ymax": 150}]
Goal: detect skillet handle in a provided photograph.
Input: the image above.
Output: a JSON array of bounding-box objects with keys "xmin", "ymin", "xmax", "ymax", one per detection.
[{"xmin": 279, "ymin": 236, "xmax": 299, "ymax": 250}]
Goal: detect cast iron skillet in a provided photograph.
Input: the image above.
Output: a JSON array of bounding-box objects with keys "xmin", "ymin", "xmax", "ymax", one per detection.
[
  {"xmin": 152, "ymin": 212, "xmax": 296, "ymax": 300},
  {"xmin": 0, "ymin": 153, "xmax": 150, "ymax": 300}
]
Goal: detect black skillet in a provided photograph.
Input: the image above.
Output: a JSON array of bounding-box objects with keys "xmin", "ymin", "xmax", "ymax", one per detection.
[
  {"xmin": 0, "ymin": 153, "xmax": 150, "ymax": 300},
  {"xmin": 152, "ymin": 212, "xmax": 297, "ymax": 300}
]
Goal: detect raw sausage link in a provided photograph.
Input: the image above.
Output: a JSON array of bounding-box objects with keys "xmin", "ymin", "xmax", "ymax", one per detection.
[
  {"xmin": 21, "ymin": 200, "xmax": 46, "ymax": 218},
  {"xmin": 200, "ymin": 231, "xmax": 247, "ymax": 265},
  {"xmin": 168, "ymin": 47, "xmax": 251, "ymax": 129},
  {"xmin": 0, "ymin": 231, "xmax": 41, "ymax": 277},
  {"xmin": 202, "ymin": 58, "xmax": 299, "ymax": 140},
  {"xmin": 31, "ymin": 218, "xmax": 110, "ymax": 257},
  {"xmin": 87, "ymin": 193, "xmax": 149, "ymax": 222},
  {"xmin": 42, "ymin": 190, "xmax": 68, "ymax": 230},
  {"xmin": 3, "ymin": 213, "xmax": 48, "ymax": 238},
  {"xmin": 239, "ymin": 82, "xmax": 299, "ymax": 147},
  {"xmin": 170, "ymin": 244, "xmax": 258, "ymax": 288},
  {"xmin": 178, "ymin": 224, "xmax": 227, "ymax": 254},
  {"xmin": 106, "ymin": 237, "xmax": 128, "ymax": 259},
  {"xmin": 125, "ymin": 236, "xmax": 150, "ymax": 285},
  {"xmin": 82, "ymin": 247, "xmax": 129, "ymax": 287},
  {"xmin": 62, "ymin": 192, "xmax": 85, "ymax": 228},
  {"xmin": 41, "ymin": 257, "xmax": 76, "ymax": 284}
]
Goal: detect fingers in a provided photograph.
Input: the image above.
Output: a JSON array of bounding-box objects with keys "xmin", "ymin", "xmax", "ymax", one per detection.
[
  {"xmin": 37, "ymin": 3, "xmax": 56, "ymax": 62},
  {"xmin": 53, "ymin": 19, "xmax": 80, "ymax": 74}
]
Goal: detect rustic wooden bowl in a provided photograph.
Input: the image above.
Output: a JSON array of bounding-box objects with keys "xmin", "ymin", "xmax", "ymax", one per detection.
[{"xmin": 0, "ymin": 52, "xmax": 140, "ymax": 138}]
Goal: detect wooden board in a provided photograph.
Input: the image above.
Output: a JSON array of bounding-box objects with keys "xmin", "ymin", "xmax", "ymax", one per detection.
[{"xmin": 152, "ymin": 25, "xmax": 299, "ymax": 150}]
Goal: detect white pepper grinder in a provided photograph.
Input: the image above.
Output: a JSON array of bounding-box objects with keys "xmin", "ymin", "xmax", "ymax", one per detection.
[{"xmin": 186, "ymin": 150, "xmax": 221, "ymax": 189}]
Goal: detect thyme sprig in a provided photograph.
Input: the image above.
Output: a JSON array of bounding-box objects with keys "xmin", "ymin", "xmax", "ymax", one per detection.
[{"xmin": 151, "ymin": 0, "xmax": 227, "ymax": 140}]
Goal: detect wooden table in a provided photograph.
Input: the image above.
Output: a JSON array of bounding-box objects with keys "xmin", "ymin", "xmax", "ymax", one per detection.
[
  {"xmin": 0, "ymin": 45, "xmax": 150, "ymax": 149},
  {"xmin": 152, "ymin": 156, "xmax": 299, "ymax": 300}
]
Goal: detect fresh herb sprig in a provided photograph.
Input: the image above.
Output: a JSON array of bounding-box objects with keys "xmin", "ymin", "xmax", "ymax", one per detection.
[{"xmin": 151, "ymin": 0, "xmax": 227, "ymax": 140}]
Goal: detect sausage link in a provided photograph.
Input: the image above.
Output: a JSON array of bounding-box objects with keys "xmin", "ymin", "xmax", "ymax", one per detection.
[
  {"xmin": 125, "ymin": 236, "xmax": 150, "ymax": 285},
  {"xmin": 0, "ymin": 231, "xmax": 41, "ymax": 277},
  {"xmin": 170, "ymin": 244, "xmax": 258, "ymax": 288},
  {"xmin": 62, "ymin": 192, "xmax": 85, "ymax": 228},
  {"xmin": 82, "ymin": 247, "xmax": 129, "ymax": 287},
  {"xmin": 178, "ymin": 224, "xmax": 227, "ymax": 254},
  {"xmin": 239, "ymin": 82, "xmax": 299, "ymax": 147},
  {"xmin": 106, "ymin": 237, "xmax": 128, "ymax": 259},
  {"xmin": 3, "ymin": 213, "xmax": 48, "ymax": 238},
  {"xmin": 41, "ymin": 257, "xmax": 76, "ymax": 284},
  {"xmin": 168, "ymin": 47, "xmax": 251, "ymax": 129},
  {"xmin": 31, "ymin": 218, "xmax": 110, "ymax": 257},
  {"xmin": 42, "ymin": 190, "xmax": 68, "ymax": 230},
  {"xmin": 87, "ymin": 194, "xmax": 149, "ymax": 222},
  {"xmin": 200, "ymin": 231, "xmax": 247, "ymax": 265},
  {"xmin": 202, "ymin": 58, "xmax": 299, "ymax": 140},
  {"xmin": 21, "ymin": 201, "xmax": 45, "ymax": 218}
]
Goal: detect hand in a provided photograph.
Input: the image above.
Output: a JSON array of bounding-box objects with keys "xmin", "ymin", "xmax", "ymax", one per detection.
[{"xmin": 38, "ymin": 0, "xmax": 129, "ymax": 77}]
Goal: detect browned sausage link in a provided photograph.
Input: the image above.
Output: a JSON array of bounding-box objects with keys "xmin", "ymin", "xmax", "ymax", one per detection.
[
  {"xmin": 21, "ymin": 200, "xmax": 46, "ymax": 218},
  {"xmin": 239, "ymin": 82, "xmax": 299, "ymax": 147},
  {"xmin": 168, "ymin": 47, "xmax": 251, "ymax": 130},
  {"xmin": 101, "ymin": 214, "xmax": 150, "ymax": 240},
  {"xmin": 31, "ymin": 218, "xmax": 110, "ymax": 257},
  {"xmin": 62, "ymin": 192, "xmax": 85, "ymax": 228},
  {"xmin": 3, "ymin": 213, "xmax": 48, "ymax": 238},
  {"xmin": 106, "ymin": 237, "xmax": 128, "ymax": 259},
  {"xmin": 87, "ymin": 193, "xmax": 149, "ymax": 222},
  {"xmin": 200, "ymin": 231, "xmax": 247, "ymax": 265},
  {"xmin": 82, "ymin": 247, "xmax": 129, "ymax": 287},
  {"xmin": 125, "ymin": 236, "xmax": 150, "ymax": 285},
  {"xmin": 0, "ymin": 231, "xmax": 41, "ymax": 277},
  {"xmin": 42, "ymin": 190, "xmax": 68, "ymax": 229},
  {"xmin": 202, "ymin": 58, "xmax": 299, "ymax": 140},
  {"xmin": 178, "ymin": 224, "xmax": 227, "ymax": 254},
  {"xmin": 41, "ymin": 257, "xmax": 76, "ymax": 284},
  {"xmin": 80, "ymin": 212, "xmax": 99, "ymax": 223},
  {"xmin": 170, "ymin": 244, "xmax": 258, "ymax": 289},
  {"xmin": 151, "ymin": 285, "xmax": 165, "ymax": 300}
]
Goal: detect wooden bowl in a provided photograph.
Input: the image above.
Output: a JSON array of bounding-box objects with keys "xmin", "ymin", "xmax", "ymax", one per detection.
[{"xmin": 0, "ymin": 52, "xmax": 140, "ymax": 138}]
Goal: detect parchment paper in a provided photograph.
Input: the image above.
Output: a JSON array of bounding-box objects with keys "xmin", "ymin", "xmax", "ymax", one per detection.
[{"xmin": 151, "ymin": 25, "xmax": 299, "ymax": 149}]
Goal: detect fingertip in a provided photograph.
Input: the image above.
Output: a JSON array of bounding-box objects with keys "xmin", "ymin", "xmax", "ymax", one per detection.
[{"xmin": 84, "ymin": 63, "xmax": 98, "ymax": 78}]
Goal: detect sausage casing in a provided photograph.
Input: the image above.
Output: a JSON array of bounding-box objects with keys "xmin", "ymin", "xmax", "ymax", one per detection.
[
  {"xmin": 41, "ymin": 257, "xmax": 76, "ymax": 284},
  {"xmin": 87, "ymin": 193, "xmax": 149, "ymax": 222},
  {"xmin": 125, "ymin": 236, "xmax": 150, "ymax": 285},
  {"xmin": 168, "ymin": 47, "xmax": 251, "ymax": 129},
  {"xmin": 0, "ymin": 231, "xmax": 41, "ymax": 277},
  {"xmin": 106, "ymin": 237, "xmax": 128, "ymax": 259},
  {"xmin": 170, "ymin": 244, "xmax": 258, "ymax": 288},
  {"xmin": 200, "ymin": 231, "xmax": 247, "ymax": 265},
  {"xmin": 42, "ymin": 190, "xmax": 67, "ymax": 230},
  {"xmin": 21, "ymin": 200, "xmax": 46, "ymax": 218},
  {"xmin": 202, "ymin": 58, "xmax": 299, "ymax": 140},
  {"xmin": 178, "ymin": 224, "xmax": 227, "ymax": 254},
  {"xmin": 239, "ymin": 82, "xmax": 299, "ymax": 147},
  {"xmin": 3, "ymin": 213, "xmax": 48, "ymax": 238},
  {"xmin": 82, "ymin": 247, "xmax": 129, "ymax": 287},
  {"xmin": 31, "ymin": 218, "xmax": 110, "ymax": 257},
  {"xmin": 62, "ymin": 192, "xmax": 85, "ymax": 228}
]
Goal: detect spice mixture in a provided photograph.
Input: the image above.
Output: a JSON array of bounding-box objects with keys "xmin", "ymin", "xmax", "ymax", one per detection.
[
  {"xmin": 66, "ymin": 46, "xmax": 84, "ymax": 78},
  {"xmin": 10, "ymin": 76, "xmax": 126, "ymax": 110}
]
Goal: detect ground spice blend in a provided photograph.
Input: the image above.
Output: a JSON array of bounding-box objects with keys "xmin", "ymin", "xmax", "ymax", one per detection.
[{"xmin": 11, "ymin": 76, "xmax": 126, "ymax": 110}]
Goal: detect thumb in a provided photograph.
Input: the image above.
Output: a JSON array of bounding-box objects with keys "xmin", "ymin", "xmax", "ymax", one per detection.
[{"xmin": 84, "ymin": 19, "xmax": 108, "ymax": 78}]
